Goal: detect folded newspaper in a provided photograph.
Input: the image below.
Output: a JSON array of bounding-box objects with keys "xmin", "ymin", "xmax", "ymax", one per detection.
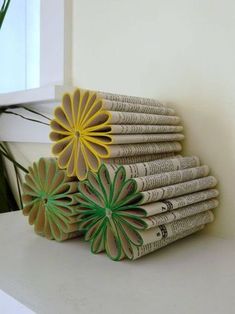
[
  {"xmin": 76, "ymin": 156, "xmax": 218, "ymax": 261},
  {"xmin": 50, "ymin": 88, "xmax": 183, "ymax": 180}
]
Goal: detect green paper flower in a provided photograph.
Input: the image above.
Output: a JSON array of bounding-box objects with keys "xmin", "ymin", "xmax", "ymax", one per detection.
[
  {"xmin": 22, "ymin": 158, "xmax": 81, "ymax": 241},
  {"xmin": 77, "ymin": 164, "xmax": 146, "ymax": 261}
]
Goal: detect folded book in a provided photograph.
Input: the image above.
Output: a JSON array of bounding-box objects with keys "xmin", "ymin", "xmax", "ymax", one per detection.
[
  {"xmin": 50, "ymin": 88, "xmax": 183, "ymax": 180},
  {"xmin": 76, "ymin": 156, "xmax": 218, "ymax": 261},
  {"xmin": 21, "ymin": 88, "xmax": 219, "ymax": 262}
]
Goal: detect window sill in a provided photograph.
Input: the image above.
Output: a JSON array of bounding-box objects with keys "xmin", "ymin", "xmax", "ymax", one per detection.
[
  {"xmin": 0, "ymin": 85, "xmax": 73, "ymax": 143},
  {"xmin": 0, "ymin": 85, "xmax": 73, "ymax": 106}
]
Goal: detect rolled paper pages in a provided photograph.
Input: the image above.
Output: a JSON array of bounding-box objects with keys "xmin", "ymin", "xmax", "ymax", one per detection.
[
  {"xmin": 76, "ymin": 161, "xmax": 217, "ymax": 261},
  {"xmin": 22, "ymin": 158, "xmax": 81, "ymax": 241},
  {"xmin": 131, "ymin": 225, "xmax": 205, "ymax": 260},
  {"xmin": 50, "ymin": 88, "xmax": 184, "ymax": 180},
  {"xmin": 90, "ymin": 89, "xmax": 164, "ymax": 106},
  {"xmin": 107, "ymin": 156, "xmax": 201, "ymax": 179},
  {"xmin": 105, "ymin": 152, "xmax": 177, "ymax": 165}
]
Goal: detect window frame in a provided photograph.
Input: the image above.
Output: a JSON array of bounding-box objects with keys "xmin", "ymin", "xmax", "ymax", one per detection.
[
  {"xmin": 0, "ymin": 0, "xmax": 72, "ymax": 104},
  {"xmin": 0, "ymin": 0, "xmax": 73, "ymax": 143}
]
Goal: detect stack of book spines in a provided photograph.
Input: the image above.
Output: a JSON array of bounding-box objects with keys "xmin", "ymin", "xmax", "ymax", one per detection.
[
  {"xmin": 87, "ymin": 88, "xmax": 185, "ymax": 163},
  {"xmin": 106, "ymin": 156, "xmax": 218, "ymax": 258},
  {"xmin": 112, "ymin": 156, "xmax": 218, "ymax": 260}
]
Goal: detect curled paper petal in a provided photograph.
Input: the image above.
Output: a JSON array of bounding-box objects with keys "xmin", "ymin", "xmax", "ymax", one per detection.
[{"xmin": 22, "ymin": 158, "xmax": 81, "ymax": 241}]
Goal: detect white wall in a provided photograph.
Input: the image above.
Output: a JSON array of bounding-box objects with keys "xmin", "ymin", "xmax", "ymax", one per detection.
[{"xmin": 72, "ymin": 0, "xmax": 235, "ymax": 238}]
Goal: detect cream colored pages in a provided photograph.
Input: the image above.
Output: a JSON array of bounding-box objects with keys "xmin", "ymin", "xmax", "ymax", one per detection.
[
  {"xmin": 143, "ymin": 199, "xmax": 219, "ymax": 229},
  {"xmin": 131, "ymin": 225, "xmax": 204, "ymax": 260},
  {"xmin": 109, "ymin": 124, "xmax": 183, "ymax": 134},
  {"xmin": 111, "ymin": 133, "xmax": 184, "ymax": 144},
  {"xmin": 139, "ymin": 210, "xmax": 214, "ymax": 245},
  {"xmin": 107, "ymin": 155, "xmax": 199, "ymax": 178},
  {"xmin": 105, "ymin": 152, "xmax": 176, "ymax": 165},
  {"xmin": 109, "ymin": 111, "xmax": 180, "ymax": 125},
  {"xmin": 109, "ymin": 142, "xmax": 182, "ymax": 158},
  {"xmin": 140, "ymin": 189, "xmax": 219, "ymax": 216},
  {"xmin": 102, "ymin": 100, "xmax": 174, "ymax": 115},
  {"xmin": 134, "ymin": 165, "xmax": 209, "ymax": 191},
  {"xmin": 95, "ymin": 90, "xmax": 164, "ymax": 106},
  {"xmin": 140, "ymin": 176, "xmax": 217, "ymax": 204}
]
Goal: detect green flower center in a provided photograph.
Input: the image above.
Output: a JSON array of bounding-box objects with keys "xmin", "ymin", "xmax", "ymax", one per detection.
[
  {"xmin": 105, "ymin": 207, "xmax": 112, "ymax": 219},
  {"xmin": 42, "ymin": 197, "xmax": 48, "ymax": 204},
  {"xmin": 39, "ymin": 192, "xmax": 52, "ymax": 206}
]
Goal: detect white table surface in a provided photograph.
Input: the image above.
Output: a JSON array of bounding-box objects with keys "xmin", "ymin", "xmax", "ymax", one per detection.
[
  {"xmin": 0, "ymin": 289, "xmax": 35, "ymax": 314},
  {"xmin": 0, "ymin": 211, "xmax": 234, "ymax": 314}
]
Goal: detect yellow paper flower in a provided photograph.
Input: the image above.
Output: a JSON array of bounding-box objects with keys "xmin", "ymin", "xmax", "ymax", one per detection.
[{"xmin": 50, "ymin": 88, "xmax": 112, "ymax": 180}]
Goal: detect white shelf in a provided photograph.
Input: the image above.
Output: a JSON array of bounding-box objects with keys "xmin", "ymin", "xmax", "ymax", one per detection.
[{"xmin": 0, "ymin": 211, "xmax": 234, "ymax": 314}]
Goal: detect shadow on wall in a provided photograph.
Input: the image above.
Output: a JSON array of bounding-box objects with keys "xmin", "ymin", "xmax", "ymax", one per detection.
[{"xmin": 166, "ymin": 100, "xmax": 234, "ymax": 239}]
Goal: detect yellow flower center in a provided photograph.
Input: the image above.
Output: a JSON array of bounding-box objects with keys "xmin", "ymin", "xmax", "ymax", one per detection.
[{"xmin": 74, "ymin": 130, "xmax": 81, "ymax": 139}]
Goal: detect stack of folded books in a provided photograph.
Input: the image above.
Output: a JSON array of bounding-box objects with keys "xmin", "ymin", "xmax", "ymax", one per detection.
[{"xmin": 21, "ymin": 88, "xmax": 219, "ymax": 261}]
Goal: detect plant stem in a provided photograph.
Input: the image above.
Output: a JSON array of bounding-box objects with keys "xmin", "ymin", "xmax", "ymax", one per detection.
[{"xmin": 0, "ymin": 147, "xmax": 28, "ymax": 173}]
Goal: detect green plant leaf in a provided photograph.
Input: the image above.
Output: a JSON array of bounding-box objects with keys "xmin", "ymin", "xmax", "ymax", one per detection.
[
  {"xmin": 0, "ymin": 144, "xmax": 28, "ymax": 173},
  {"xmin": 0, "ymin": 152, "xmax": 19, "ymax": 213},
  {"xmin": 0, "ymin": 153, "xmax": 10, "ymax": 212},
  {"xmin": 0, "ymin": 0, "xmax": 11, "ymax": 30}
]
